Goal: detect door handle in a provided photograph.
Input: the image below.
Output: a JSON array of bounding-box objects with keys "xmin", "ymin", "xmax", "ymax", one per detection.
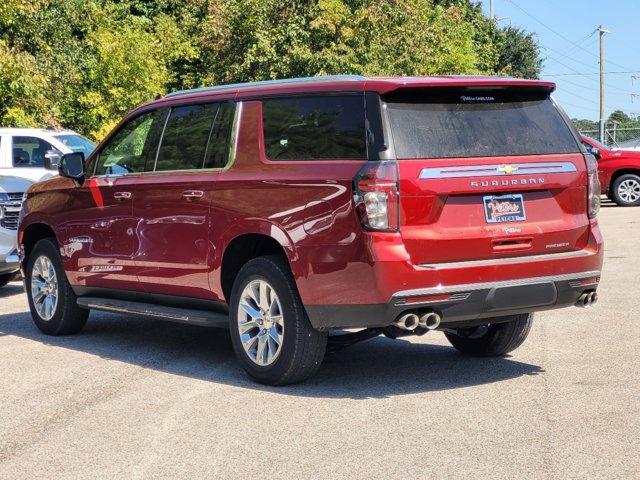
[
  {"xmin": 182, "ymin": 190, "xmax": 204, "ymax": 200},
  {"xmin": 113, "ymin": 191, "xmax": 132, "ymax": 201}
]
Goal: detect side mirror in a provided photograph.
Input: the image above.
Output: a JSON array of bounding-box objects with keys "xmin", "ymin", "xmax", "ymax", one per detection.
[
  {"xmin": 59, "ymin": 152, "xmax": 86, "ymax": 185},
  {"xmin": 586, "ymin": 146, "xmax": 601, "ymax": 160},
  {"xmin": 44, "ymin": 150, "xmax": 62, "ymax": 170}
]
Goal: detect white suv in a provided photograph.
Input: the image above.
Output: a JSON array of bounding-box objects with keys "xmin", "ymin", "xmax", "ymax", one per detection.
[
  {"xmin": 0, "ymin": 128, "xmax": 95, "ymax": 182},
  {"xmin": 0, "ymin": 128, "xmax": 94, "ymax": 286}
]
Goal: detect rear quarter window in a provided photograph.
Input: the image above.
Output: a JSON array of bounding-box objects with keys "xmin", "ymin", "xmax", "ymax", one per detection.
[
  {"xmin": 262, "ymin": 95, "xmax": 366, "ymax": 161},
  {"xmin": 384, "ymin": 89, "xmax": 580, "ymax": 159}
]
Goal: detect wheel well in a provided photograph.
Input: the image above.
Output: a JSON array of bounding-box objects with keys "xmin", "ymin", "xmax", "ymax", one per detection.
[
  {"xmin": 610, "ymin": 169, "xmax": 640, "ymax": 191},
  {"xmin": 220, "ymin": 234, "xmax": 289, "ymax": 303},
  {"xmin": 22, "ymin": 223, "xmax": 56, "ymax": 265}
]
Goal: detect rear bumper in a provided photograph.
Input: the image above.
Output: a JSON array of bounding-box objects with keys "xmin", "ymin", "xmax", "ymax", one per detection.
[
  {"xmin": 299, "ymin": 225, "xmax": 604, "ymax": 330},
  {"xmin": 306, "ymin": 271, "xmax": 601, "ymax": 330}
]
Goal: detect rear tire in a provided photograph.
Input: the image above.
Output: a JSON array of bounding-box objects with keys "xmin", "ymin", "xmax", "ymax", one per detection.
[
  {"xmin": 229, "ymin": 255, "xmax": 327, "ymax": 385},
  {"xmin": 26, "ymin": 238, "xmax": 88, "ymax": 335},
  {"xmin": 611, "ymin": 174, "xmax": 640, "ymax": 206},
  {"xmin": 444, "ymin": 313, "xmax": 533, "ymax": 357},
  {"xmin": 0, "ymin": 272, "xmax": 16, "ymax": 288}
]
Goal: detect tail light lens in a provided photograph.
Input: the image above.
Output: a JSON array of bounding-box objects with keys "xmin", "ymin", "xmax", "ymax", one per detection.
[
  {"xmin": 354, "ymin": 161, "xmax": 399, "ymax": 231},
  {"xmin": 586, "ymin": 155, "xmax": 601, "ymax": 219}
]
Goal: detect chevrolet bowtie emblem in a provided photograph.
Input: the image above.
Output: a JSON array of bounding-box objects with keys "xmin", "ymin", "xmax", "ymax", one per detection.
[{"xmin": 497, "ymin": 164, "xmax": 518, "ymax": 175}]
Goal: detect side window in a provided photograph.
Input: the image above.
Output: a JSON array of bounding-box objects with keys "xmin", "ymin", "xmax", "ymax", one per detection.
[
  {"xmin": 95, "ymin": 109, "xmax": 167, "ymax": 176},
  {"xmin": 262, "ymin": 95, "xmax": 366, "ymax": 160},
  {"xmin": 155, "ymin": 103, "xmax": 219, "ymax": 172},
  {"xmin": 204, "ymin": 102, "xmax": 234, "ymax": 169},
  {"xmin": 12, "ymin": 136, "xmax": 58, "ymax": 168}
]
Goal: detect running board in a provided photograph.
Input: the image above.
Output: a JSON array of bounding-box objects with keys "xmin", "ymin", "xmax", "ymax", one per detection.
[{"xmin": 76, "ymin": 297, "xmax": 229, "ymax": 328}]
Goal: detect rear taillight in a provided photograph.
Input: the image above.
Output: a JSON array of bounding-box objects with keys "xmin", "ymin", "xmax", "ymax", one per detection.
[
  {"xmin": 586, "ymin": 155, "xmax": 601, "ymax": 219},
  {"xmin": 354, "ymin": 161, "xmax": 399, "ymax": 231}
]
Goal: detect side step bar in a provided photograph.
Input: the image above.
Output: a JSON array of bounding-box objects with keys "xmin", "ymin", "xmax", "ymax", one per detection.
[{"xmin": 76, "ymin": 297, "xmax": 229, "ymax": 328}]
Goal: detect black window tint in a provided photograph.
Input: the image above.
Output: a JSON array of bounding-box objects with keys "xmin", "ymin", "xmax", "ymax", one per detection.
[
  {"xmin": 96, "ymin": 109, "xmax": 166, "ymax": 175},
  {"xmin": 384, "ymin": 89, "xmax": 580, "ymax": 159},
  {"xmin": 156, "ymin": 104, "xmax": 218, "ymax": 172},
  {"xmin": 12, "ymin": 136, "xmax": 58, "ymax": 168},
  {"xmin": 262, "ymin": 95, "xmax": 366, "ymax": 160},
  {"xmin": 204, "ymin": 102, "xmax": 234, "ymax": 169}
]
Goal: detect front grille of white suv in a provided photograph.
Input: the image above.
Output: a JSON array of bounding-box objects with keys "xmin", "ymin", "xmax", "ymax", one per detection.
[{"xmin": 0, "ymin": 193, "xmax": 23, "ymax": 230}]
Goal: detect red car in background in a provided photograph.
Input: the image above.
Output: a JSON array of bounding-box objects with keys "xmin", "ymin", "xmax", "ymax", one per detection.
[{"xmin": 582, "ymin": 135, "xmax": 640, "ymax": 206}]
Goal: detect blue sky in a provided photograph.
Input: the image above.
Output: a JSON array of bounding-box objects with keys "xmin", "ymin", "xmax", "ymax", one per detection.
[{"xmin": 482, "ymin": 0, "xmax": 640, "ymax": 121}]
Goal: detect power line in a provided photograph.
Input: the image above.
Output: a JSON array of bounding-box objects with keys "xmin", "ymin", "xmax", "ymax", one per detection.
[
  {"xmin": 545, "ymin": 71, "xmax": 640, "ymax": 76},
  {"xmin": 505, "ymin": 0, "xmax": 637, "ymax": 72}
]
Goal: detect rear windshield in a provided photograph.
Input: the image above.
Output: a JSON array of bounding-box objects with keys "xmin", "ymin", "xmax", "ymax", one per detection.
[{"xmin": 384, "ymin": 89, "xmax": 579, "ymax": 159}]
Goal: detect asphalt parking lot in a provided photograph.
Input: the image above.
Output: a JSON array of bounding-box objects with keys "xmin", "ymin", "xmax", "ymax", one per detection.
[{"xmin": 0, "ymin": 201, "xmax": 638, "ymax": 480}]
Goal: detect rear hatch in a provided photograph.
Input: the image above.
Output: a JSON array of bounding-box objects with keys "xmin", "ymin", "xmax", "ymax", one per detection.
[{"xmin": 383, "ymin": 86, "xmax": 589, "ymax": 265}]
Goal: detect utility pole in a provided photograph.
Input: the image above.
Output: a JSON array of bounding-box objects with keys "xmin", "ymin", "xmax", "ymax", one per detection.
[
  {"xmin": 598, "ymin": 25, "xmax": 610, "ymax": 143},
  {"xmin": 489, "ymin": 0, "xmax": 494, "ymax": 21}
]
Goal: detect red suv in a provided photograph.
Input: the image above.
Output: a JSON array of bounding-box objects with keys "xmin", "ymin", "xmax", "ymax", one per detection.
[
  {"xmin": 18, "ymin": 76, "xmax": 604, "ymax": 385},
  {"xmin": 581, "ymin": 135, "xmax": 640, "ymax": 206}
]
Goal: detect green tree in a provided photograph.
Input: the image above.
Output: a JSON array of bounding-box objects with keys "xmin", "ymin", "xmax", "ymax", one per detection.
[
  {"xmin": 495, "ymin": 26, "xmax": 542, "ymax": 78},
  {"xmin": 1, "ymin": 0, "xmax": 544, "ymax": 140}
]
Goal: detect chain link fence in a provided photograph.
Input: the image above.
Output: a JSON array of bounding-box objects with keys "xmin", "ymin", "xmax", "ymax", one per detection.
[{"xmin": 579, "ymin": 127, "xmax": 640, "ymax": 149}]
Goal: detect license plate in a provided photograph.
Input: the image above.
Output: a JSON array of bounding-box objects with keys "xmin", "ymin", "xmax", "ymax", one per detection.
[{"xmin": 483, "ymin": 194, "xmax": 526, "ymax": 223}]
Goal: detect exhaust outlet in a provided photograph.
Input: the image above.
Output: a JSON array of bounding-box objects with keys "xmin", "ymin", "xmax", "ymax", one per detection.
[
  {"xmin": 393, "ymin": 313, "xmax": 419, "ymax": 331},
  {"xmin": 576, "ymin": 291, "xmax": 598, "ymax": 307},
  {"xmin": 419, "ymin": 312, "xmax": 442, "ymax": 330}
]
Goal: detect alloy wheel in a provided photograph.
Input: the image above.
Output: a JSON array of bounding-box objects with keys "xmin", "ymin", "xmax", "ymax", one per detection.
[
  {"xmin": 618, "ymin": 178, "xmax": 640, "ymax": 203},
  {"xmin": 237, "ymin": 279, "xmax": 284, "ymax": 366},
  {"xmin": 31, "ymin": 255, "xmax": 58, "ymax": 321}
]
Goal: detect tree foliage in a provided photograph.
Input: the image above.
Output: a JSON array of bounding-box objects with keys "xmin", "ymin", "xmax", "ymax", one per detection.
[{"xmin": 1, "ymin": 0, "xmax": 543, "ymax": 141}]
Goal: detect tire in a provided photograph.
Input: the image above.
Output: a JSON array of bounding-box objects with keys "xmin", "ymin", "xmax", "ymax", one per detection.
[
  {"xmin": 229, "ymin": 255, "xmax": 327, "ymax": 385},
  {"xmin": 26, "ymin": 238, "xmax": 88, "ymax": 335},
  {"xmin": 0, "ymin": 272, "xmax": 16, "ymax": 288},
  {"xmin": 611, "ymin": 173, "xmax": 640, "ymax": 206},
  {"xmin": 444, "ymin": 313, "xmax": 533, "ymax": 357}
]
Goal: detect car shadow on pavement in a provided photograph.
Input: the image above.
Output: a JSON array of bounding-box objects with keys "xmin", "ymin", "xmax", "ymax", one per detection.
[
  {"xmin": 0, "ymin": 283, "xmax": 24, "ymax": 298},
  {"xmin": 0, "ymin": 309, "xmax": 544, "ymax": 399}
]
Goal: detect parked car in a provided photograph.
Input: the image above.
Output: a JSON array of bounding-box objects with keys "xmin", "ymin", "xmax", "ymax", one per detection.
[
  {"xmin": 1, "ymin": 175, "xmax": 33, "ymax": 287},
  {"xmin": 581, "ymin": 135, "xmax": 640, "ymax": 206},
  {"xmin": 0, "ymin": 128, "xmax": 95, "ymax": 183},
  {"xmin": 18, "ymin": 75, "xmax": 603, "ymax": 385}
]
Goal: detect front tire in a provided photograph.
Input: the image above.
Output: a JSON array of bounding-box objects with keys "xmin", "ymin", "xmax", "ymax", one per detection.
[
  {"xmin": 26, "ymin": 238, "xmax": 88, "ymax": 335},
  {"xmin": 444, "ymin": 313, "xmax": 533, "ymax": 357},
  {"xmin": 612, "ymin": 174, "xmax": 640, "ymax": 206},
  {"xmin": 229, "ymin": 255, "xmax": 327, "ymax": 385}
]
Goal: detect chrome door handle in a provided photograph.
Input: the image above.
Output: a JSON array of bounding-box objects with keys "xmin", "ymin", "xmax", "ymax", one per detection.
[
  {"xmin": 182, "ymin": 190, "xmax": 204, "ymax": 200},
  {"xmin": 113, "ymin": 191, "xmax": 132, "ymax": 200}
]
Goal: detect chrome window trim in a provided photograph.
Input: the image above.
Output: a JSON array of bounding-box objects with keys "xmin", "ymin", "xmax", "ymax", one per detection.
[
  {"xmin": 227, "ymin": 101, "xmax": 242, "ymax": 168},
  {"xmin": 152, "ymin": 107, "xmax": 172, "ymax": 172},
  {"xmin": 419, "ymin": 161, "xmax": 578, "ymax": 179},
  {"xmin": 392, "ymin": 270, "xmax": 601, "ymax": 299},
  {"xmin": 418, "ymin": 249, "xmax": 591, "ymax": 270},
  {"xmin": 89, "ymin": 101, "xmax": 240, "ymax": 179}
]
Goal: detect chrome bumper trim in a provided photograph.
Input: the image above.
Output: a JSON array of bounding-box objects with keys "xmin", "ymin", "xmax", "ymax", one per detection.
[
  {"xmin": 392, "ymin": 271, "xmax": 601, "ymax": 299},
  {"xmin": 418, "ymin": 249, "xmax": 591, "ymax": 270}
]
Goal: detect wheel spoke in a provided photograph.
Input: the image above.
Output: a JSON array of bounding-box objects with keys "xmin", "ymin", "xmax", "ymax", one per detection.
[
  {"xmin": 240, "ymin": 301, "xmax": 262, "ymax": 320},
  {"xmin": 259, "ymin": 282, "xmax": 270, "ymax": 311},
  {"xmin": 239, "ymin": 318, "xmax": 259, "ymax": 334},
  {"xmin": 268, "ymin": 326, "xmax": 282, "ymax": 346},
  {"xmin": 256, "ymin": 332, "xmax": 268, "ymax": 365},
  {"xmin": 241, "ymin": 332, "xmax": 258, "ymax": 351}
]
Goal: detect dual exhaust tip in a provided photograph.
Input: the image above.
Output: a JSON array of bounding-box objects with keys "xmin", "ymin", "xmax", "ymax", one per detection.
[
  {"xmin": 577, "ymin": 290, "xmax": 598, "ymax": 308},
  {"xmin": 393, "ymin": 311, "xmax": 442, "ymax": 331}
]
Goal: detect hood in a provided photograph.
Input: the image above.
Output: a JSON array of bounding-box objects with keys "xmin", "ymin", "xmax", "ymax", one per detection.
[{"xmin": 0, "ymin": 175, "xmax": 34, "ymax": 194}]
